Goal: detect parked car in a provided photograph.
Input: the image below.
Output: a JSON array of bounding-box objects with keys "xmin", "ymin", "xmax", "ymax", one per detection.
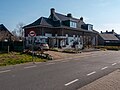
[
  {"xmin": 34, "ymin": 42, "xmax": 49, "ymax": 50},
  {"xmin": 27, "ymin": 42, "xmax": 49, "ymax": 51},
  {"xmin": 38, "ymin": 42, "xmax": 49, "ymax": 50}
]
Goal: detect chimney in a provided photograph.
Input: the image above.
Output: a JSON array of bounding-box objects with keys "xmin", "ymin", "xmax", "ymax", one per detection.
[
  {"xmin": 67, "ymin": 13, "xmax": 72, "ymax": 18},
  {"xmin": 80, "ymin": 17, "xmax": 83, "ymax": 21},
  {"xmin": 101, "ymin": 31, "xmax": 102, "ymax": 33},
  {"xmin": 112, "ymin": 29, "xmax": 114, "ymax": 33},
  {"xmin": 50, "ymin": 8, "xmax": 55, "ymax": 19}
]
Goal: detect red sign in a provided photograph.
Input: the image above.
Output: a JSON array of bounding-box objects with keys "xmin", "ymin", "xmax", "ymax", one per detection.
[{"xmin": 29, "ymin": 31, "xmax": 36, "ymax": 37}]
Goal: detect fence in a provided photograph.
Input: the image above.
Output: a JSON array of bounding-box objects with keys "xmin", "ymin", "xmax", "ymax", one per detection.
[{"xmin": 0, "ymin": 41, "xmax": 24, "ymax": 52}]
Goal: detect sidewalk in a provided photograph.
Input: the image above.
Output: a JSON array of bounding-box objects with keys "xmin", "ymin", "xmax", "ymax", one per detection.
[
  {"xmin": 78, "ymin": 69, "xmax": 120, "ymax": 90},
  {"xmin": 44, "ymin": 48, "xmax": 100, "ymax": 60},
  {"xmin": 44, "ymin": 51, "xmax": 94, "ymax": 60}
]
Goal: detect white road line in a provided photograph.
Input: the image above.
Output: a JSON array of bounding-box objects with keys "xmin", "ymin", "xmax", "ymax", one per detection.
[
  {"xmin": 65, "ymin": 79, "xmax": 79, "ymax": 86},
  {"xmin": 87, "ymin": 71, "xmax": 96, "ymax": 76},
  {"xmin": 112, "ymin": 63, "xmax": 117, "ymax": 66},
  {"xmin": 24, "ymin": 65, "xmax": 36, "ymax": 69},
  {"xmin": 0, "ymin": 70, "xmax": 11, "ymax": 74},
  {"xmin": 101, "ymin": 66, "xmax": 108, "ymax": 70},
  {"xmin": 46, "ymin": 63, "xmax": 55, "ymax": 65}
]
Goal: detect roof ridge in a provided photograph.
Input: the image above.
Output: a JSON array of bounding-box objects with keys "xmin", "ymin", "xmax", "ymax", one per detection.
[
  {"xmin": 40, "ymin": 17, "xmax": 44, "ymax": 25},
  {"xmin": 55, "ymin": 12, "xmax": 79, "ymax": 21},
  {"xmin": 54, "ymin": 13, "xmax": 61, "ymax": 21}
]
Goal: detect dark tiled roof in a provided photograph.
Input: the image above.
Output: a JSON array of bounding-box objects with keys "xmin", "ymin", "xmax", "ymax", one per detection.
[
  {"xmin": 0, "ymin": 24, "xmax": 13, "ymax": 35},
  {"xmin": 0, "ymin": 24, "xmax": 19, "ymax": 41},
  {"xmin": 24, "ymin": 17, "xmax": 54, "ymax": 28},
  {"xmin": 99, "ymin": 34, "xmax": 119, "ymax": 41},
  {"xmin": 54, "ymin": 25, "xmax": 97, "ymax": 34},
  {"xmin": 55, "ymin": 13, "xmax": 83, "ymax": 22},
  {"xmin": 55, "ymin": 13, "xmax": 85, "ymax": 26},
  {"xmin": 0, "ymin": 24, "xmax": 9, "ymax": 31},
  {"xmin": 24, "ymin": 9, "xmax": 90, "ymax": 32}
]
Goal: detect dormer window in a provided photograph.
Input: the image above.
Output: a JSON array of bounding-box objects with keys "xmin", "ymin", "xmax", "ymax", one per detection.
[
  {"xmin": 70, "ymin": 21, "xmax": 76, "ymax": 28},
  {"xmin": 88, "ymin": 24, "xmax": 93, "ymax": 31}
]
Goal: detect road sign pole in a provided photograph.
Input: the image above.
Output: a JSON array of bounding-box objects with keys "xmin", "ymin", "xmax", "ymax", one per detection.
[
  {"xmin": 29, "ymin": 30, "xmax": 36, "ymax": 64},
  {"xmin": 32, "ymin": 36, "xmax": 35, "ymax": 64}
]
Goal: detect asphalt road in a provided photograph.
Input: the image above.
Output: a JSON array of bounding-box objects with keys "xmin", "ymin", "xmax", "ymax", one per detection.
[{"xmin": 0, "ymin": 51, "xmax": 120, "ymax": 90}]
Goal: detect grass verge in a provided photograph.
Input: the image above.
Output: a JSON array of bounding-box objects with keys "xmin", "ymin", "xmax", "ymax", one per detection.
[
  {"xmin": 95, "ymin": 46, "xmax": 120, "ymax": 51},
  {"xmin": 0, "ymin": 52, "xmax": 46, "ymax": 66}
]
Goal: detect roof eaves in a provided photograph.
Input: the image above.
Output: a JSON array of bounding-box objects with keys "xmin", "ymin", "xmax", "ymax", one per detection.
[{"xmin": 24, "ymin": 25, "xmax": 54, "ymax": 29}]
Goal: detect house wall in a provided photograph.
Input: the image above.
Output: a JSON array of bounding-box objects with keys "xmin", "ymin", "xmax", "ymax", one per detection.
[
  {"xmin": 98, "ymin": 35, "xmax": 104, "ymax": 45},
  {"xmin": 25, "ymin": 27, "xmax": 98, "ymax": 49},
  {"xmin": 98, "ymin": 34, "xmax": 120, "ymax": 46}
]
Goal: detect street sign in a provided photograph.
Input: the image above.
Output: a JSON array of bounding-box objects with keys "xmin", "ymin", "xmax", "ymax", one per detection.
[
  {"xmin": 29, "ymin": 30, "xmax": 36, "ymax": 64},
  {"xmin": 29, "ymin": 31, "xmax": 36, "ymax": 37}
]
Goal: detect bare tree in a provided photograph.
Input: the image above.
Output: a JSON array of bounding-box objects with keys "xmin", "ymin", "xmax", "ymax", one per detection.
[
  {"xmin": 12, "ymin": 22, "xmax": 25, "ymax": 37},
  {"xmin": 16, "ymin": 23, "xmax": 25, "ymax": 37},
  {"xmin": 11, "ymin": 29, "xmax": 17, "ymax": 36}
]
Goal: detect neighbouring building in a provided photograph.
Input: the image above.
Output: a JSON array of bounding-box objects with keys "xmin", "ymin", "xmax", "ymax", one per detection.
[
  {"xmin": 24, "ymin": 8, "xmax": 98, "ymax": 49},
  {"xmin": 0, "ymin": 24, "xmax": 13, "ymax": 41},
  {"xmin": 0, "ymin": 24, "xmax": 23, "ymax": 51},
  {"xmin": 98, "ymin": 30, "xmax": 120, "ymax": 46}
]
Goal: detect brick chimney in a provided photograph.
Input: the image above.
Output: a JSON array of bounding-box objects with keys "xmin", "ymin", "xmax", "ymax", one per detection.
[
  {"xmin": 67, "ymin": 13, "xmax": 72, "ymax": 18},
  {"xmin": 50, "ymin": 8, "xmax": 55, "ymax": 19},
  {"xmin": 80, "ymin": 17, "xmax": 83, "ymax": 21},
  {"xmin": 106, "ymin": 30, "xmax": 108, "ymax": 33},
  {"xmin": 112, "ymin": 29, "xmax": 114, "ymax": 33}
]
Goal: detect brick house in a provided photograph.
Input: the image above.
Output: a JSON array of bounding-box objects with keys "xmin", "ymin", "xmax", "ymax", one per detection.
[
  {"xmin": 98, "ymin": 30, "xmax": 120, "ymax": 46},
  {"xmin": 0, "ymin": 24, "xmax": 13, "ymax": 41},
  {"xmin": 24, "ymin": 8, "xmax": 98, "ymax": 49},
  {"xmin": 0, "ymin": 24, "xmax": 23, "ymax": 51}
]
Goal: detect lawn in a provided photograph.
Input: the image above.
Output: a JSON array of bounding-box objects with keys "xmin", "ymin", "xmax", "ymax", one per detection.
[{"xmin": 0, "ymin": 52, "xmax": 46, "ymax": 66}]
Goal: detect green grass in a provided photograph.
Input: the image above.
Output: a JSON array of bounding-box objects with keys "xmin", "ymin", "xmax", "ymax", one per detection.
[{"xmin": 0, "ymin": 52, "xmax": 46, "ymax": 66}]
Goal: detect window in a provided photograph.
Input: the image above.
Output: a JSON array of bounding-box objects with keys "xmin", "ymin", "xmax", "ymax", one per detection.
[
  {"xmin": 70, "ymin": 21, "xmax": 77, "ymax": 28},
  {"xmin": 88, "ymin": 24, "xmax": 93, "ymax": 31}
]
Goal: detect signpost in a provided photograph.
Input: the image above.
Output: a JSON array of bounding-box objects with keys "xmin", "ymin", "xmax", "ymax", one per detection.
[{"xmin": 29, "ymin": 31, "xmax": 36, "ymax": 64}]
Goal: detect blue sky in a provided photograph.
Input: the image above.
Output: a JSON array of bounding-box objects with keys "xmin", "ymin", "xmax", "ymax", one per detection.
[{"xmin": 0, "ymin": 0, "xmax": 120, "ymax": 33}]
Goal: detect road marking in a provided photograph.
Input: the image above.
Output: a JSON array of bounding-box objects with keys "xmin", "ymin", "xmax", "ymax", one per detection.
[
  {"xmin": 112, "ymin": 63, "xmax": 117, "ymax": 66},
  {"xmin": 65, "ymin": 79, "xmax": 79, "ymax": 86},
  {"xmin": 87, "ymin": 71, "xmax": 96, "ymax": 76},
  {"xmin": 101, "ymin": 66, "xmax": 108, "ymax": 70},
  {"xmin": 46, "ymin": 63, "xmax": 55, "ymax": 65},
  {"xmin": 0, "ymin": 70, "xmax": 11, "ymax": 74},
  {"xmin": 24, "ymin": 65, "xmax": 36, "ymax": 69}
]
